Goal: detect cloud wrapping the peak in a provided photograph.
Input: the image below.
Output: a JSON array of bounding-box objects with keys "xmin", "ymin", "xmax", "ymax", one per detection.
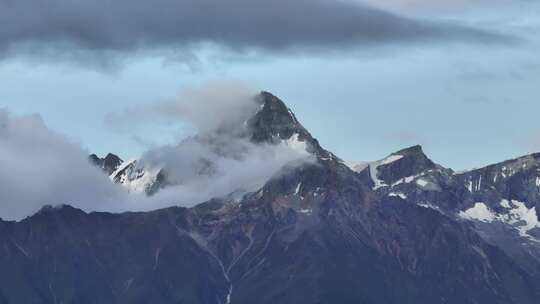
[
  {"xmin": 0, "ymin": 0, "xmax": 506, "ymax": 63},
  {"xmin": 127, "ymin": 136, "xmax": 314, "ymax": 212},
  {"xmin": 105, "ymin": 80, "xmax": 260, "ymax": 136},
  {"xmin": 105, "ymin": 81, "xmax": 315, "ymax": 211}
]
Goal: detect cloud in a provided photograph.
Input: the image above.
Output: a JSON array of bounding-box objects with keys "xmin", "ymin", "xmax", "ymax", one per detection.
[
  {"xmin": 0, "ymin": 0, "xmax": 507, "ymax": 64},
  {"xmin": 105, "ymin": 80, "xmax": 260, "ymax": 135},
  {"xmin": 122, "ymin": 135, "xmax": 313, "ymax": 212},
  {"xmin": 0, "ymin": 109, "xmax": 126, "ymax": 220}
]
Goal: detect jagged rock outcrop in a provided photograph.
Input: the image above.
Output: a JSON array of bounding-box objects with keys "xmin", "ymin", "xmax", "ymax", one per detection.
[{"xmin": 89, "ymin": 153, "xmax": 123, "ymax": 175}]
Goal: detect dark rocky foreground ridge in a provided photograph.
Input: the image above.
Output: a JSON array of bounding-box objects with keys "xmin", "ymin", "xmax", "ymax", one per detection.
[{"xmin": 1, "ymin": 92, "xmax": 540, "ymax": 303}]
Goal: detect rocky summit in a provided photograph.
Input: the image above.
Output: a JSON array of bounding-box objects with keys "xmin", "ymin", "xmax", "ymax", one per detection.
[{"xmin": 1, "ymin": 92, "xmax": 540, "ymax": 304}]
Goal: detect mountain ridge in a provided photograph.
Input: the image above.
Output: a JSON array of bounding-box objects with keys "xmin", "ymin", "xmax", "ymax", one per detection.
[{"xmin": 26, "ymin": 92, "xmax": 534, "ymax": 303}]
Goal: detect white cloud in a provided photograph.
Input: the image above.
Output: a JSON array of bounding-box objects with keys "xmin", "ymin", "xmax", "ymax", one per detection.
[
  {"xmin": 0, "ymin": 109, "xmax": 126, "ymax": 220},
  {"xmin": 105, "ymin": 80, "xmax": 259, "ymax": 136},
  {"xmin": 121, "ymin": 136, "xmax": 313, "ymax": 212}
]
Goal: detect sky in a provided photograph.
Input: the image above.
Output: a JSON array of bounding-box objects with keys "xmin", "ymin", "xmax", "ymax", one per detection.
[{"xmin": 1, "ymin": 0, "xmax": 540, "ymax": 172}]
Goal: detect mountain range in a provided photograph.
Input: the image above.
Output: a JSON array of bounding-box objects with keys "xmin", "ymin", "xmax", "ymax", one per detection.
[{"xmin": 1, "ymin": 92, "xmax": 540, "ymax": 303}]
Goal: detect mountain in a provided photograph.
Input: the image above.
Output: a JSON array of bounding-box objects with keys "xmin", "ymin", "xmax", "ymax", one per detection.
[
  {"xmin": 89, "ymin": 153, "xmax": 123, "ymax": 175},
  {"xmin": 354, "ymin": 145, "xmax": 540, "ymax": 280},
  {"xmin": 89, "ymin": 152, "xmax": 168, "ymax": 195},
  {"xmin": 92, "ymin": 91, "xmax": 338, "ymax": 196},
  {"xmin": 2, "ymin": 92, "xmax": 540, "ymax": 303}
]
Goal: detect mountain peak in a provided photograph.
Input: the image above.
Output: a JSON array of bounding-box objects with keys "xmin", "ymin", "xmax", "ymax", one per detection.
[
  {"xmin": 393, "ymin": 144, "xmax": 424, "ymax": 156},
  {"xmin": 249, "ymin": 91, "xmax": 306, "ymax": 143},
  {"xmin": 34, "ymin": 204, "xmax": 86, "ymax": 218},
  {"xmin": 89, "ymin": 153, "xmax": 123, "ymax": 175},
  {"xmin": 259, "ymin": 90, "xmax": 287, "ymax": 107},
  {"xmin": 362, "ymin": 145, "xmax": 439, "ymax": 188},
  {"xmin": 249, "ymin": 91, "xmax": 334, "ymax": 160},
  {"xmin": 92, "ymin": 92, "xmax": 335, "ymax": 198},
  {"xmin": 457, "ymin": 151, "xmax": 540, "ymax": 178}
]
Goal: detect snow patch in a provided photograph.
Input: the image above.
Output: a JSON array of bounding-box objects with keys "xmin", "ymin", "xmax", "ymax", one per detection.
[
  {"xmin": 345, "ymin": 161, "xmax": 370, "ymax": 173},
  {"xmin": 120, "ymin": 166, "xmax": 161, "ymax": 193},
  {"xmin": 461, "ymin": 200, "xmax": 540, "ymax": 240},
  {"xmin": 459, "ymin": 203, "xmax": 496, "ymax": 222},
  {"xmin": 388, "ymin": 192, "xmax": 407, "ymax": 199},
  {"xmin": 478, "ymin": 175, "xmax": 482, "ymax": 191},
  {"xmin": 500, "ymin": 199, "xmax": 511, "ymax": 209},
  {"xmin": 391, "ymin": 171, "xmax": 433, "ymax": 187},
  {"xmin": 346, "ymin": 154, "xmax": 404, "ymax": 189},
  {"xmin": 380, "ymin": 154, "xmax": 404, "ymax": 166},
  {"xmin": 416, "ymin": 179, "xmax": 429, "ymax": 187},
  {"xmin": 287, "ymin": 109, "xmax": 298, "ymax": 124},
  {"xmin": 418, "ymin": 202, "xmax": 442, "ymax": 212},
  {"xmin": 293, "ymin": 182, "xmax": 304, "ymax": 199},
  {"xmin": 465, "ymin": 176, "xmax": 483, "ymax": 193},
  {"xmin": 298, "ymin": 208, "xmax": 313, "ymax": 214},
  {"xmin": 369, "ymin": 163, "xmax": 386, "ymax": 190},
  {"xmin": 368, "ymin": 154, "xmax": 404, "ymax": 190},
  {"xmin": 109, "ymin": 159, "xmax": 136, "ymax": 180},
  {"xmin": 504, "ymin": 200, "xmax": 539, "ymax": 239},
  {"xmin": 285, "ymin": 133, "xmax": 308, "ymax": 153}
]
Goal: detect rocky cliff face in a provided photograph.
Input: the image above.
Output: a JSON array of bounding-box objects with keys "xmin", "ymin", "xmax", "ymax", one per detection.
[
  {"xmin": 355, "ymin": 145, "xmax": 540, "ymax": 281},
  {"xmin": 3, "ymin": 92, "xmax": 540, "ymax": 303}
]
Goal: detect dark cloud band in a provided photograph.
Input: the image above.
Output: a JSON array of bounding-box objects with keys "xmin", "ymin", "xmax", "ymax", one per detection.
[{"xmin": 0, "ymin": 0, "xmax": 506, "ymax": 60}]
